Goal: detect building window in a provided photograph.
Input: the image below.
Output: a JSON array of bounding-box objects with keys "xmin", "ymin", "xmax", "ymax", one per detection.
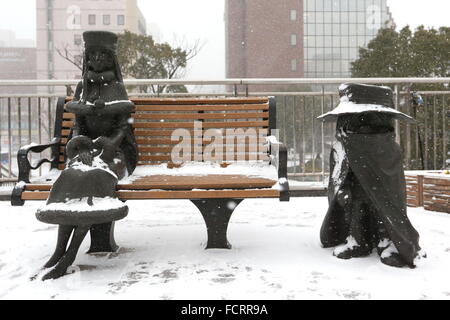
[
  {"xmin": 73, "ymin": 14, "xmax": 81, "ymax": 26},
  {"xmin": 290, "ymin": 10, "xmax": 297, "ymax": 21},
  {"xmin": 291, "ymin": 59, "xmax": 297, "ymax": 72},
  {"xmin": 117, "ymin": 15, "xmax": 125, "ymax": 26},
  {"xmin": 88, "ymin": 14, "xmax": 96, "ymax": 25},
  {"xmin": 74, "ymin": 34, "xmax": 82, "ymax": 46},
  {"xmin": 103, "ymin": 15, "xmax": 111, "ymax": 25},
  {"xmin": 290, "ymin": 34, "xmax": 297, "ymax": 46}
]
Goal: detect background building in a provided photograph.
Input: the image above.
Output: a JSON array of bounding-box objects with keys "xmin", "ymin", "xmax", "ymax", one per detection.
[
  {"xmin": 36, "ymin": 0, "xmax": 147, "ymax": 83},
  {"xmin": 0, "ymin": 48, "xmax": 36, "ymax": 94},
  {"xmin": 0, "ymin": 30, "xmax": 35, "ymax": 48},
  {"xmin": 304, "ymin": 0, "xmax": 394, "ymax": 78},
  {"xmin": 0, "ymin": 30, "xmax": 36, "ymax": 94},
  {"xmin": 225, "ymin": 0, "xmax": 304, "ymax": 79},
  {"xmin": 225, "ymin": 0, "xmax": 394, "ymax": 80}
]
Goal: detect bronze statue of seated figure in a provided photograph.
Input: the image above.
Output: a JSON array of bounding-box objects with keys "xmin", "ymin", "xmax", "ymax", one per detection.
[{"xmin": 36, "ymin": 31, "xmax": 137, "ymax": 280}]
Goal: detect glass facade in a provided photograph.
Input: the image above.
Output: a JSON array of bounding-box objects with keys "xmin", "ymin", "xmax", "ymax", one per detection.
[{"xmin": 303, "ymin": 0, "xmax": 394, "ymax": 77}]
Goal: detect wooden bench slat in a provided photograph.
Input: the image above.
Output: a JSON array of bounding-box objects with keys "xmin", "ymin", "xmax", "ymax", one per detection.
[
  {"xmin": 22, "ymin": 189, "xmax": 280, "ymax": 200},
  {"xmin": 134, "ymin": 104, "xmax": 269, "ymax": 112},
  {"xmin": 62, "ymin": 121, "xmax": 73, "ymax": 128},
  {"xmin": 63, "ymin": 112, "xmax": 269, "ymax": 121},
  {"xmin": 138, "ymin": 145, "xmax": 267, "ymax": 153},
  {"xmin": 116, "ymin": 189, "xmax": 279, "ymax": 200},
  {"xmin": 133, "ymin": 120, "xmax": 269, "ymax": 129},
  {"xmin": 127, "ymin": 175, "xmax": 276, "ymax": 190},
  {"xmin": 133, "ymin": 112, "xmax": 269, "ymax": 120},
  {"xmin": 137, "ymin": 155, "xmax": 269, "ymax": 162},
  {"xmin": 138, "ymin": 155, "xmax": 172, "ymax": 162},
  {"xmin": 136, "ymin": 139, "xmax": 266, "ymax": 146},
  {"xmin": 133, "ymin": 129, "xmax": 269, "ymax": 137},
  {"xmin": 63, "ymin": 113, "xmax": 75, "ymax": 119},
  {"xmin": 25, "ymin": 174, "xmax": 277, "ymax": 191},
  {"xmin": 131, "ymin": 98, "xmax": 269, "ymax": 105}
]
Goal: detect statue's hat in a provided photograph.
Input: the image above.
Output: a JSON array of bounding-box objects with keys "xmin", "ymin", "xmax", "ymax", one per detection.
[
  {"xmin": 83, "ymin": 30, "xmax": 118, "ymax": 51},
  {"xmin": 317, "ymin": 83, "xmax": 415, "ymax": 123}
]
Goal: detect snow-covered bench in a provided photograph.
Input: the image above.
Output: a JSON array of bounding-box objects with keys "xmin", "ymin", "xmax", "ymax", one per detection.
[{"xmin": 11, "ymin": 96, "xmax": 289, "ymax": 249}]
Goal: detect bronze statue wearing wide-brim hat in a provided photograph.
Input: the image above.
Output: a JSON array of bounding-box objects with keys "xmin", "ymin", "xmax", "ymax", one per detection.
[{"xmin": 317, "ymin": 83, "xmax": 416, "ymax": 123}]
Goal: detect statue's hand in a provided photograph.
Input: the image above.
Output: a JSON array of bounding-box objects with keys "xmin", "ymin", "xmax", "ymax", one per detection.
[
  {"xmin": 93, "ymin": 136, "xmax": 116, "ymax": 164},
  {"xmin": 94, "ymin": 99, "xmax": 105, "ymax": 112},
  {"xmin": 78, "ymin": 150, "xmax": 93, "ymax": 166}
]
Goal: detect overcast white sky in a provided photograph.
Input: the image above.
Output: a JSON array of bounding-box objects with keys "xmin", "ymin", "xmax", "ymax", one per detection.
[{"xmin": 1, "ymin": 0, "xmax": 450, "ymax": 79}]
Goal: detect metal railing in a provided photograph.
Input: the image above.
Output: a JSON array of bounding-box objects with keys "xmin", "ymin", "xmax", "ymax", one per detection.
[{"xmin": 0, "ymin": 78, "xmax": 449, "ymax": 185}]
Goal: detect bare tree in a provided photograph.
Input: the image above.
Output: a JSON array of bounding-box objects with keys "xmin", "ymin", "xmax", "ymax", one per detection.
[{"xmin": 55, "ymin": 44, "xmax": 83, "ymax": 71}]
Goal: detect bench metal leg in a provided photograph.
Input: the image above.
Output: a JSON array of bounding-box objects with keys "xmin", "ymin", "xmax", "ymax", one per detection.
[
  {"xmin": 191, "ymin": 199, "xmax": 243, "ymax": 250},
  {"xmin": 11, "ymin": 182, "xmax": 25, "ymax": 206},
  {"xmin": 87, "ymin": 222, "xmax": 119, "ymax": 253}
]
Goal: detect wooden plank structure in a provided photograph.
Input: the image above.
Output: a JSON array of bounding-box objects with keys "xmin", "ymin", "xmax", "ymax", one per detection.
[
  {"xmin": 405, "ymin": 174, "xmax": 424, "ymax": 207},
  {"xmin": 423, "ymin": 176, "xmax": 450, "ymax": 214},
  {"xmin": 405, "ymin": 172, "xmax": 450, "ymax": 214},
  {"xmin": 11, "ymin": 96, "xmax": 289, "ymax": 249}
]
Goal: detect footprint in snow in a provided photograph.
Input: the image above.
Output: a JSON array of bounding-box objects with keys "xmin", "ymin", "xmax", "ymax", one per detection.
[
  {"xmin": 211, "ymin": 273, "xmax": 236, "ymax": 283},
  {"xmin": 340, "ymin": 290, "xmax": 370, "ymax": 300},
  {"xmin": 153, "ymin": 269, "xmax": 178, "ymax": 282}
]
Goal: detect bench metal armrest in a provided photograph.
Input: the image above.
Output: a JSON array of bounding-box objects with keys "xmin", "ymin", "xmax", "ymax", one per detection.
[
  {"xmin": 17, "ymin": 137, "xmax": 61, "ymax": 183},
  {"xmin": 267, "ymin": 135, "xmax": 289, "ymax": 201}
]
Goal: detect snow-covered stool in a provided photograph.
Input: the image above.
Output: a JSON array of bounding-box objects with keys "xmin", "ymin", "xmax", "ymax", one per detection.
[{"xmin": 12, "ymin": 96, "xmax": 290, "ymax": 251}]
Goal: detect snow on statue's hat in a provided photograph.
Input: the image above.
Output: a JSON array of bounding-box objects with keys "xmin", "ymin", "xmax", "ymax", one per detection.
[
  {"xmin": 317, "ymin": 83, "xmax": 415, "ymax": 123},
  {"xmin": 83, "ymin": 30, "xmax": 118, "ymax": 51}
]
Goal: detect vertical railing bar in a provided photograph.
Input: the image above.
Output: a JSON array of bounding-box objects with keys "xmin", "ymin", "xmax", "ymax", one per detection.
[
  {"xmin": 328, "ymin": 93, "xmax": 335, "ymax": 180},
  {"xmin": 38, "ymin": 97, "xmax": 42, "ymax": 176},
  {"xmin": 0, "ymin": 98, "xmax": 2, "ymax": 179},
  {"xmin": 321, "ymin": 86, "xmax": 325, "ymax": 182},
  {"xmin": 405, "ymin": 88, "xmax": 411, "ymax": 168},
  {"xmin": 28, "ymin": 97, "xmax": 32, "ymax": 143},
  {"xmin": 394, "ymin": 85, "xmax": 401, "ymax": 145},
  {"xmin": 312, "ymin": 95, "xmax": 316, "ymax": 174},
  {"xmin": 302, "ymin": 96, "xmax": 306, "ymax": 174},
  {"xmin": 28, "ymin": 97, "xmax": 32, "ymax": 178},
  {"xmin": 433, "ymin": 95, "xmax": 437, "ymax": 170},
  {"xmin": 415, "ymin": 100, "xmax": 420, "ymax": 164},
  {"xmin": 7, "ymin": 98, "xmax": 12, "ymax": 178},
  {"xmin": 292, "ymin": 95, "xmax": 298, "ymax": 175},
  {"xmin": 443, "ymin": 94, "xmax": 447, "ymax": 169},
  {"xmin": 424, "ymin": 95, "xmax": 429, "ymax": 170},
  {"xmin": 18, "ymin": 97, "xmax": 22, "ymax": 148},
  {"xmin": 48, "ymin": 97, "xmax": 52, "ymax": 141},
  {"xmin": 283, "ymin": 95, "xmax": 287, "ymax": 149}
]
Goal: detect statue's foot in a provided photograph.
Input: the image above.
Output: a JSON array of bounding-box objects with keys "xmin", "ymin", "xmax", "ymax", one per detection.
[
  {"xmin": 380, "ymin": 253, "xmax": 408, "ymax": 268},
  {"xmin": 334, "ymin": 246, "xmax": 372, "ymax": 259},
  {"xmin": 333, "ymin": 236, "xmax": 371, "ymax": 259},
  {"xmin": 42, "ymin": 265, "xmax": 70, "ymax": 281},
  {"xmin": 378, "ymin": 240, "xmax": 409, "ymax": 268}
]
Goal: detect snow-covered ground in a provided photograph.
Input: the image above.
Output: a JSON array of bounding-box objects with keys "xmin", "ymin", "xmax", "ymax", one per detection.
[{"xmin": 0, "ymin": 198, "xmax": 449, "ymax": 300}]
